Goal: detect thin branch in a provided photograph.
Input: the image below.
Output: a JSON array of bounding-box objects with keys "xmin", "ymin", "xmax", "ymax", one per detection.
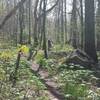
[{"xmin": 38, "ymin": 0, "xmax": 59, "ymax": 20}]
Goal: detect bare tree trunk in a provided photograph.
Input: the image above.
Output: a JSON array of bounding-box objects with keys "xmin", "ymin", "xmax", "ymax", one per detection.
[
  {"xmin": 64, "ymin": 0, "xmax": 67, "ymax": 44},
  {"xmin": 33, "ymin": 0, "xmax": 39, "ymax": 46},
  {"xmin": 84, "ymin": 0, "xmax": 98, "ymax": 63},
  {"xmin": 28, "ymin": 0, "xmax": 31, "ymax": 44},
  {"xmin": 96, "ymin": 0, "xmax": 100, "ymax": 51},
  {"xmin": 80, "ymin": 0, "xmax": 84, "ymax": 49},
  {"xmin": 19, "ymin": 4, "xmax": 24, "ymax": 44},
  {"xmin": 70, "ymin": 0, "xmax": 78, "ymax": 48},
  {"xmin": 61, "ymin": 0, "xmax": 64, "ymax": 45},
  {"xmin": 42, "ymin": 0, "xmax": 48, "ymax": 59}
]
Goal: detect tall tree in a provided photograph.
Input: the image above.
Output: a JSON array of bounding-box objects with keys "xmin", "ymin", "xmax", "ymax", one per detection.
[
  {"xmin": 42, "ymin": 0, "xmax": 48, "ymax": 58},
  {"xmin": 61, "ymin": 0, "xmax": 64, "ymax": 45},
  {"xmin": 33, "ymin": 0, "xmax": 39, "ymax": 46},
  {"xmin": 84, "ymin": 0, "xmax": 98, "ymax": 63},
  {"xmin": 28, "ymin": 0, "xmax": 31, "ymax": 44},
  {"xmin": 64, "ymin": 0, "xmax": 67, "ymax": 44},
  {"xmin": 19, "ymin": 3, "xmax": 24, "ymax": 44},
  {"xmin": 70, "ymin": 0, "xmax": 78, "ymax": 48},
  {"xmin": 80, "ymin": 0, "xmax": 84, "ymax": 49},
  {"xmin": 96, "ymin": 0, "xmax": 100, "ymax": 50}
]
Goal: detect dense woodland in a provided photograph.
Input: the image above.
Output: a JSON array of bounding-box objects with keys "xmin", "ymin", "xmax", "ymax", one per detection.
[{"xmin": 0, "ymin": 0, "xmax": 100, "ymax": 100}]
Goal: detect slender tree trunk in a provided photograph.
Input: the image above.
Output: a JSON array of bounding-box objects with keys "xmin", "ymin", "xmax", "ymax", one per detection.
[
  {"xmin": 80, "ymin": 0, "xmax": 84, "ymax": 49},
  {"xmin": 57, "ymin": 1, "xmax": 60, "ymax": 43},
  {"xmin": 33, "ymin": 0, "xmax": 39, "ymax": 46},
  {"xmin": 42, "ymin": 0, "xmax": 48, "ymax": 59},
  {"xmin": 64, "ymin": 0, "xmax": 67, "ymax": 44},
  {"xmin": 61, "ymin": 0, "xmax": 64, "ymax": 45},
  {"xmin": 28, "ymin": 0, "xmax": 31, "ymax": 44},
  {"xmin": 19, "ymin": 4, "xmax": 24, "ymax": 44},
  {"xmin": 71, "ymin": 0, "xmax": 78, "ymax": 48}
]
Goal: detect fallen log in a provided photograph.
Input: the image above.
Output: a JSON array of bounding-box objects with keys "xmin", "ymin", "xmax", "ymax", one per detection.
[{"xmin": 66, "ymin": 49, "xmax": 95, "ymax": 68}]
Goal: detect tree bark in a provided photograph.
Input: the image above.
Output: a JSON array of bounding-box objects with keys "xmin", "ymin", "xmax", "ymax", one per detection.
[
  {"xmin": 84, "ymin": 0, "xmax": 98, "ymax": 63},
  {"xmin": 42, "ymin": 0, "xmax": 48, "ymax": 59}
]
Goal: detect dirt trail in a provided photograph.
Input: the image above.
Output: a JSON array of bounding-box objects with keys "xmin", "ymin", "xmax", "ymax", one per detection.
[{"xmin": 30, "ymin": 62, "xmax": 65, "ymax": 100}]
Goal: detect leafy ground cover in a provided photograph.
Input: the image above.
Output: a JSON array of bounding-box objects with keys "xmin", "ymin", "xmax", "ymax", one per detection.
[{"xmin": 0, "ymin": 44, "xmax": 100, "ymax": 100}]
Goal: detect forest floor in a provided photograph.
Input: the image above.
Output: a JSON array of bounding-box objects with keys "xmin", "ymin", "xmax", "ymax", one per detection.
[
  {"xmin": 29, "ymin": 49, "xmax": 100, "ymax": 100},
  {"xmin": 30, "ymin": 62, "xmax": 64, "ymax": 100},
  {"xmin": 0, "ymin": 43, "xmax": 100, "ymax": 100}
]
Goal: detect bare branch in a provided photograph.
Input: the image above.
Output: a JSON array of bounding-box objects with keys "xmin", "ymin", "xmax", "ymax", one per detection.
[
  {"xmin": 38, "ymin": 0, "xmax": 59, "ymax": 19},
  {"xmin": 0, "ymin": 0, "xmax": 27, "ymax": 29}
]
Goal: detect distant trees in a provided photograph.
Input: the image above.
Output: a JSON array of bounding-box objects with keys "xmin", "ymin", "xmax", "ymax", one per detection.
[
  {"xmin": 54, "ymin": 0, "xmax": 68, "ymax": 44},
  {"xmin": 0, "ymin": 0, "xmax": 99, "ymax": 63}
]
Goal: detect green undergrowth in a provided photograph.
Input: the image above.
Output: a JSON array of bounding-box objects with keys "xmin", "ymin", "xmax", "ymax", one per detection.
[
  {"xmin": 34, "ymin": 50, "xmax": 100, "ymax": 99},
  {"xmin": 35, "ymin": 51, "xmax": 100, "ymax": 99},
  {"xmin": 52, "ymin": 63, "xmax": 100, "ymax": 100},
  {"xmin": 0, "ymin": 45, "xmax": 100, "ymax": 100},
  {"xmin": 52, "ymin": 44, "xmax": 74, "ymax": 52},
  {"xmin": 36, "ymin": 59, "xmax": 100, "ymax": 99},
  {"xmin": 0, "ymin": 49, "xmax": 49, "ymax": 100}
]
